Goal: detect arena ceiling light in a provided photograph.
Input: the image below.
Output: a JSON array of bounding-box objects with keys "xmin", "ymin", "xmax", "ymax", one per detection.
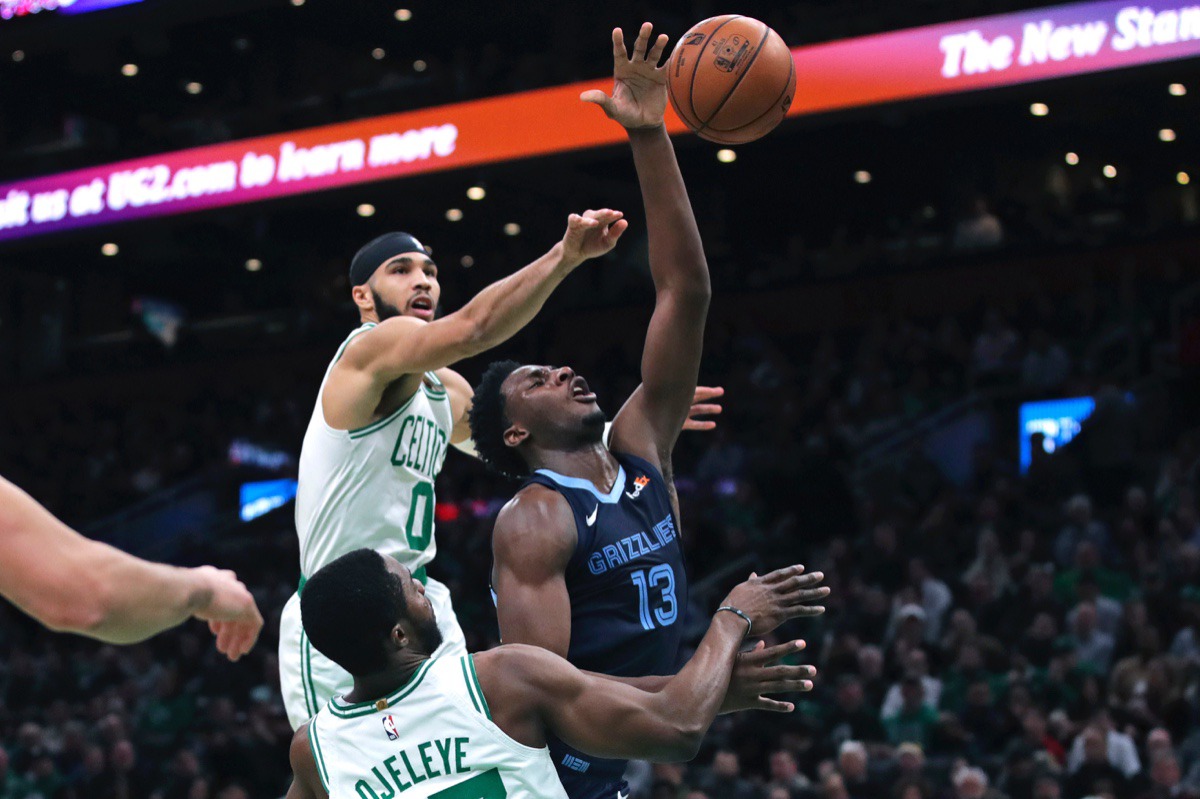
[
  {"xmin": 854, "ymin": 170, "xmax": 872, "ymax": 184},
  {"xmin": 1159, "ymin": 128, "xmax": 1176, "ymax": 142},
  {"xmin": 716, "ymin": 149, "xmax": 737, "ymax": 163},
  {"xmin": 413, "ymin": 60, "xmax": 427, "ymax": 72},
  {"xmin": 445, "ymin": 208, "xmax": 463, "ymax": 222},
  {"xmin": 11, "ymin": 50, "xmax": 24, "ymax": 62},
  {"xmin": 1179, "ymin": 172, "xmax": 1191, "ymax": 186},
  {"xmin": 1065, "ymin": 152, "xmax": 1080, "ymax": 165},
  {"xmin": 101, "ymin": 242, "xmax": 119, "ymax": 256},
  {"xmin": 394, "ymin": 8, "xmax": 412, "ymax": 21},
  {"xmin": 1029, "ymin": 102, "xmax": 1049, "ymax": 116},
  {"xmin": 503, "ymin": 223, "xmax": 521, "ymax": 236},
  {"xmin": 466, "ymin": 186, "xmax": 485, "ymax": 201},
  {"xmin": 460, "ymin": 255, "xmax": 475, "ymax": 268},
  {"xmin": 1103, "ymin": 164, "xmax": 1117, "ymax": 178},
  {"xmin": 1169, "ymin": 83, "xmax": 1187, "ymax": 96},
  {"xmin": 356, "ymin": 203, "xmax": 376, "ymax": 217},
  {"xmin": 290, "ymin": 0, "xmax": 305, "ymax": 6},
  {"xmin": 185, "ymin": 81, "xmax": 203, "ymax": 95},
  {"xmin": 121, "ymin": 63, "xmax": 138, "ymax": 77},
  {"xmin": 372, "ymin": 48, "xmax": 386, "ymax": 60},
  {"xmin": 245, "ymin": 258, "xmax": 262, "ymax": 272}
]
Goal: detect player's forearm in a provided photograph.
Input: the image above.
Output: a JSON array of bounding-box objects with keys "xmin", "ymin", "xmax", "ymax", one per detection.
[
  {"xmin": 648, "ymin": 612, "xmax": 745, "ymax": 757},
  {"xmin": 0, "ymin": 476, "xmax": 211, "ymax": 642},
  {"xmin": 456, "ymin": 242, "xmax": 576, "ymax": 354},
  {"xmin": 81, "ymin": 543, "xmax": 215, "ymax": 644},
  {"xmin": 627, "ymin": 126, "xmax": 710, "ymax": 297}
]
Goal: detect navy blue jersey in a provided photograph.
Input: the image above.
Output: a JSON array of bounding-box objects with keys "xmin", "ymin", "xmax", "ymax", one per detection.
[{"xmin": 514, "ymin": 451, "xmax": 688, "ymax": 793}]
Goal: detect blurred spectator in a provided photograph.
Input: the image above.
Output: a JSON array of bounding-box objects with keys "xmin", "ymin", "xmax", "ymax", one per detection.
[{"xmin": 697, "ymin": 750, "xmax": 757, "ymax": 799}]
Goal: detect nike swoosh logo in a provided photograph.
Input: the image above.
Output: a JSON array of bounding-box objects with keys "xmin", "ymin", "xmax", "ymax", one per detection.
[
  {"xmin": 586, "ymin": 505, "xmax": 598, "ymax": 526},
  {"xmin": 617, "ymin": 792, "xmax": 629, "ymax": 799}
]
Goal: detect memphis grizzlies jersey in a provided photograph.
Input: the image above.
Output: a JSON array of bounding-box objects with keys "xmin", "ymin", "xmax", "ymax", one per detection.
[
  {"xmin": 306, "ymin": 655, "xmax": 567, "ymax": 799},
  {"xmin": 515, "ymin": 451, "xmax": 687, "ymax": 788}
]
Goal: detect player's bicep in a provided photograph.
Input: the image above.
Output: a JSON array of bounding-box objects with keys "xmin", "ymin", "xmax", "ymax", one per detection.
[
  {"xmin": 490, "ymin": 492, "xmax": 576, "ymax": 656},
  {"xmin": 342, "ymin": 314, "xmax": 482, "ymax": 383}
]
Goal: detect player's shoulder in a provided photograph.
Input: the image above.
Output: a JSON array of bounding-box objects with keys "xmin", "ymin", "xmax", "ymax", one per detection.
[
  {"xmin": 336, "ymin": 317, "xmax": 424, "ymax": 369},
  {"xmin": 475, "ymin": 644, "xmax": 569, "ymax": 693},
  {"xmin": 492, "ymin": 485, "xmax": 576, "ymax": 568}
]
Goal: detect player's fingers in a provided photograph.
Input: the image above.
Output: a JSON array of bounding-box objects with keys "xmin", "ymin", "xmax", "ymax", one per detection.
[
  {"xmin": 694, "ymin": 385, "xmax": 725, "ymax": 401},
  {"xmin": 754, "ymin": 697, "xmax": 795, "ymax": 713},
  {"xmin": 689, "ymin": 403, "xmax": 723, "ymax": 416},
  {"xmin": 590, "ymin": 208, "xmax": 624, "ymax": 223},
  {"xmin": 632, "ymin": 22, "xmax": 652, "ymax": 60},
  {"xmin": 682, "ymin": 420, "xmax": 717, "ymax": 431},
  {"xmin": 612, "ymin": 27, "xmax": 627, "ymax": 61},
  {"xmin": 760, "ymin": 677, "xmax": 817, "ymax": 695},
  {"xmin": 760, "ymin": 664, "xmax": 818, "ymax": 683},
  {"xmin": 776, "ymin": 571, "xmax": 826, "ymax": 592},
  {"xmin": 762, "ymin": 564, "xmax": 806, "ymax": 583},
  {"xmin": 788, "ymin": 604, "xmax": 827, "ymax": 617},
  {"xmin": 741, "ymin": 640, "xmax": 796, "ymax": 666},
  {"xmin": 647, "ymin": 32, "xmax": 670, "ymax": 65},
  {"xmin": 782, "ymin": 586, "xmax": 831, "ymax": 606},
  {"xmin": 606, "ymin": 218, "xmax": 629, "ymax": 240},
  {"xmin": 579, "ymin": 89, "xmax": 613, "ymax": 112}
]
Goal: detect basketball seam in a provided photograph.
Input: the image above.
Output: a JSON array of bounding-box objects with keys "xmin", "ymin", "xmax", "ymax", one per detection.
[
  {"xmin": 698, "ymin": 19, "xmax": 771, "ymax": 135},
  {"xmin": 687, "ymin": 15, "xmax": 741, "ymax": 132},
  {"xmin": 706, "ymin": 46, "xmax": 794, "ymax": 133}
]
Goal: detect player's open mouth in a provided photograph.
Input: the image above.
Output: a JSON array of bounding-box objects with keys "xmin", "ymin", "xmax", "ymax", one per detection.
[
  {"xmin": 570, "ymin": 376, "xmax": 596, "ymax": 403},
  {"xmin": 409, "ymin": 295, "xmax": 434, "ymax": 319}
]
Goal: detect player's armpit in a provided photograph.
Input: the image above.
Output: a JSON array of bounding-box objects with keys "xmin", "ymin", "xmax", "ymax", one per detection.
[
  {"xmin": 287, "ymin": 724, "xmax": 327, "ymax": 799},
  {"xmin": 435, "ymin": 367, "xmax": 476, "ymax": 445},
  {"xmin": 490, "ymin": 488, "xmax": 576, "ymax": 656}
]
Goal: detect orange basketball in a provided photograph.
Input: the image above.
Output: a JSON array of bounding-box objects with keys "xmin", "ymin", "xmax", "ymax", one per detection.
[{"xmin": 667, "ymin": 15, "xmax": 796, "ymax": 145}]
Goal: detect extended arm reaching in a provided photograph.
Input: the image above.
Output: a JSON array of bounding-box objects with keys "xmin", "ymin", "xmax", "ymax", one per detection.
[
  {"xmin": 0, "ymin": 474, "xmax": 262, "ymax": 657},
  {"xmin": 586, "ymin": 24, "xmax": 712, "ymax": 467},
  {"xmin": 479, "ymin": 565, "xmax": 828, "ymax": 760}
]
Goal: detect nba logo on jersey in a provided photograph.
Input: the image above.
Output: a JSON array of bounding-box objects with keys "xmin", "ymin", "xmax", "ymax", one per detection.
[
  {"xmin": 382, "ymin": 715, "xmax": 400, "ymax": 741},
  {"xmin": 626, "ymin": 475, "xmax": 650, "ymax": 501}
]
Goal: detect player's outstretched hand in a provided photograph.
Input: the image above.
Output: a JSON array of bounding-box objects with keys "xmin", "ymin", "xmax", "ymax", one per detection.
[
  {"xmin": 721, "ymin": 640, "xmax": 816, "ymax": 714},
  {"xmin": 722, "ymin": 565, "xmax": 829, "ymax": 636},
  {"xmin": 191, "ymin": 566, "xmax": 264, "ymax": 662},
  {"xmin": 580, "ymin": 22, "xmax": 669, "ymax": 130},
  {"xmin": 683, "ymin": 386, "xmax": 724, "ymax": 432},
  {"xmin": 560, "ymin": 209, "xmax": 628, "ymax": 266}
]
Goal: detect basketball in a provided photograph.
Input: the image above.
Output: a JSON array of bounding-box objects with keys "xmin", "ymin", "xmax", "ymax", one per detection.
[{"xmin": 667, "ymin": 15, "xmax": 796, "ymax": 145}]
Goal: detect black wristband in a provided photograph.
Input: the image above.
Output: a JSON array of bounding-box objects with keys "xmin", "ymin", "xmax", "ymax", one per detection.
[{"xmin": 715, "ymin": 606, "xmax": 753, "ymax": 636}]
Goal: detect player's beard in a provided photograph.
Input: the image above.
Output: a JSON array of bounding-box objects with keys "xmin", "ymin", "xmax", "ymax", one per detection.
[
  {"xmin": 578, "ymin": 408, "xmax": 607, "ymax": 444},
  {"xmin": 370, "ymin": 287, "xmax": 405, "ymax": 321},
  {"xmin": 413, "ymin": 614, "xmax": 444, "ymax": 655}
]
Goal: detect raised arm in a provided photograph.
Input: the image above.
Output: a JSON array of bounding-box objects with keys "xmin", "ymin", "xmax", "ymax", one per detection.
[
  {"xmin": 0, "ymin": 474, "xmax": 262, "ymax": 658},
  {"xmin": 583, "ymin": 24, "xmax": 711, "ymax": 469},
  {"xmin": 490, "ymin": 486, "xmax": 577, "ymax": 656},
  {"xmin": 325, "ymin": 210, "xmax": 627, "ymax": 430},
  {"xmin": 478, "ymin": 565, "xmax": 828, "ymax": 761}
]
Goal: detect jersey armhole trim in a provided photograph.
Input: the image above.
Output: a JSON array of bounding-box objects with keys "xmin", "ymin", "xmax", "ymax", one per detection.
[
  {"xmin": 462, "ymin": 655, "xmax": 493, "ymax": 720},
  {"xmin": 307, "ymin": 720, "xmax": 332, "ymax": 792},
  {"xmin": 347, "ymin": 388, "xmax": 421, "ymax": 439}
]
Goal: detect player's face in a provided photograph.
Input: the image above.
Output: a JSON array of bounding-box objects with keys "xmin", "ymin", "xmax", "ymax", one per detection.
[
  {"xmin": 501, "ymin": 364, "xmax": 606, "ymax": 445},
  {"xmin": 382, "ymin": 556, "xmax": 443, "ymax": 654},
  {"xmin": 368, "ymin": 253, "xmax": 440, "ymax": 322}
]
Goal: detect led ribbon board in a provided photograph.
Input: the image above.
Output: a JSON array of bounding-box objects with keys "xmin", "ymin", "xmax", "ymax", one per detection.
[
  {"xmin": 1, "ymin": 0, "xmax": 1197, "ymax": 243},
  {"xmin": 1, "ymin": 0, "xmax": 141, "ymax": 21}
]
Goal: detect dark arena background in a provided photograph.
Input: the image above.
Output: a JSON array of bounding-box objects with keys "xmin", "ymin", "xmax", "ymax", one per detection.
[{"xmin": 2, "ymin": 1, "xmax": 1200, "ymax": 798}]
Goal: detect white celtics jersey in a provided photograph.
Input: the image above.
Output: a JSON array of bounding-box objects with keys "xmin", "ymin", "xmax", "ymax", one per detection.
[
  {"xmin": 307, "ymin": 656, "xmax": 568, "ymax": 799},
  {"xmin": 296, "ymin": 323, "xmax": 454, "ymax": 582}
]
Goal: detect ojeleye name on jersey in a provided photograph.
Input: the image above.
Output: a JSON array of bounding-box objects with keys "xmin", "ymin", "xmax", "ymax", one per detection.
[{"xmin": 354, "ymin": 735, "xmax": 470, "ymax": 797}]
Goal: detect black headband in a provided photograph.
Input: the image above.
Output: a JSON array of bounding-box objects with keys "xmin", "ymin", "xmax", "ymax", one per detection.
[{"xmin": 349, "ymin": 232, "xmax": 432, "ymax": 287}]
